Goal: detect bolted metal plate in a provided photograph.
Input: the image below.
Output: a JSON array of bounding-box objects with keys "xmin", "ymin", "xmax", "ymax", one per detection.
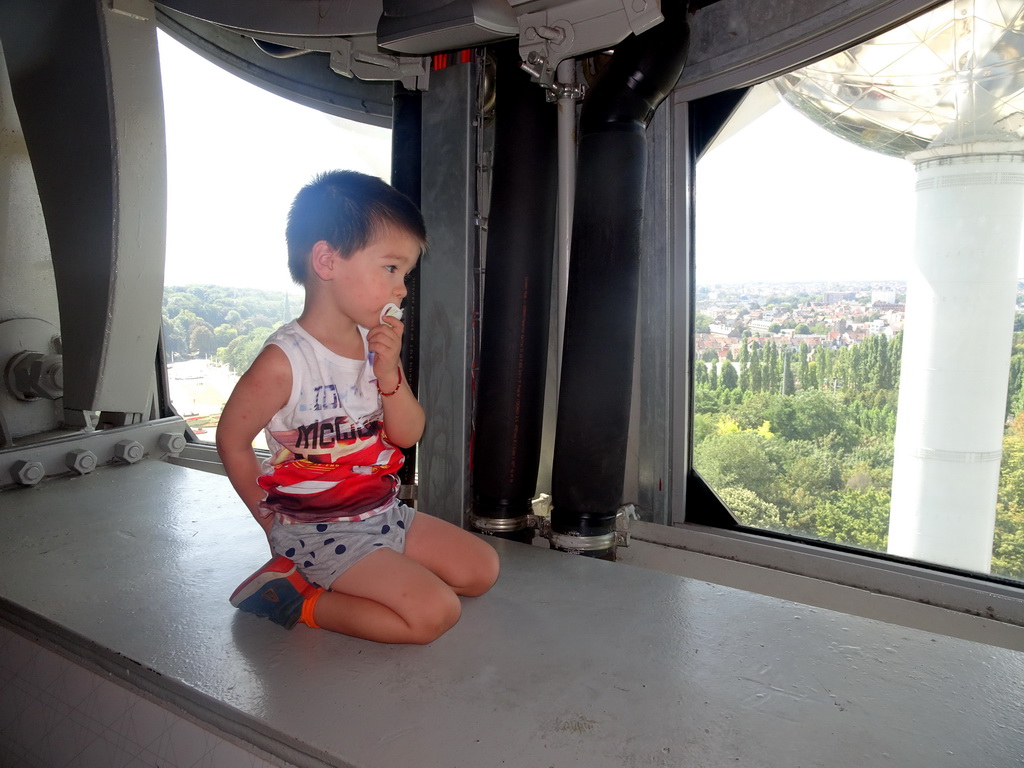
[{"xmin": 0, "ymin": 317, "xmax": 63, "ymax": 445}]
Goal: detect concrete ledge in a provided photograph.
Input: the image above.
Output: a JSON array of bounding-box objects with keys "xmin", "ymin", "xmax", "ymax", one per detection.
[{"xmin": 2, "ymin": 459, "xmax": 1023, "ymax": 767}]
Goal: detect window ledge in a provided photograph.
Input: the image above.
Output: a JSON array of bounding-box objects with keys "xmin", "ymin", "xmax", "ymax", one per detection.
[{"xmin": 623, "ymin": 518, "xmax": 1024, "ymax": 649}]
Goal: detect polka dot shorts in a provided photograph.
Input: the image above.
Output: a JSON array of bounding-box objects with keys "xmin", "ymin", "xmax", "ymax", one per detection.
[{"xmin": 268, "ymin": 503, "xmax": 416, "ymax": 589}]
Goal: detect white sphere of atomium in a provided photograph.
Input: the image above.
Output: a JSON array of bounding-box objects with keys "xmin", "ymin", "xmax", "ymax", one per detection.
[{"xmin": 774, "ymin": 0, "xmax": 1024, "ymax": 157}]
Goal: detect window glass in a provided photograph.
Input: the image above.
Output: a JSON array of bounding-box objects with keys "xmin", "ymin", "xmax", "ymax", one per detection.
[
  {"xmin": 694, "ymin": 5, "xmax": 1024, "ymax": 583},
  {"xmin": 157, "ymin": 31, "xmax": 392, "ymax": 447}
]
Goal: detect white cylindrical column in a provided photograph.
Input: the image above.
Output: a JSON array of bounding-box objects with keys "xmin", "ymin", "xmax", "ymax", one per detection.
[{"xmin": 889, "ymin": 145, "xmax": 1024, "ymax": 571}]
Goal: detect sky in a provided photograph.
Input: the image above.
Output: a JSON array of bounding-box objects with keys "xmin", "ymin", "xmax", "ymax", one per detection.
[
  {"xmin": 156, "ymin": 29, "xmax": 921, "ymax": 291},
  {"xmin": 696, "ymin": 95, "xmax": 918, "ymax": 287},
  {"xmin": 157, "ymin": 31, "xmax": 392, "ymax": 291}
]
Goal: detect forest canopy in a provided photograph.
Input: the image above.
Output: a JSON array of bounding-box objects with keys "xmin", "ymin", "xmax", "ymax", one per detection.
[
  {"xmin": 162, "ymin": 285, "xmax": 301, "ymax": 373},
  {"xmin": 694, "ymin": 332, "xmax": 1024, "ymax": 581}
]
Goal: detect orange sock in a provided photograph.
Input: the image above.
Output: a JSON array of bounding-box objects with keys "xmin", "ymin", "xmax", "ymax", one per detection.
[{"xmin": 300, "ymin": 587, "xmax": 326, "ymax": 629}]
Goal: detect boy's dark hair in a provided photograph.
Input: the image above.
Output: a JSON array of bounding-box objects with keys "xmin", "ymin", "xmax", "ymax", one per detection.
[{"xmin": 285, "ymin": 170, "xmax": 426, "ymax": 284}]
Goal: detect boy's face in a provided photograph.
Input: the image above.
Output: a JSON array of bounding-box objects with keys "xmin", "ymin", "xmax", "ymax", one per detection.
[{"xmin": 326, "ymin": 228, "xmax": 420, "ymax": 328}]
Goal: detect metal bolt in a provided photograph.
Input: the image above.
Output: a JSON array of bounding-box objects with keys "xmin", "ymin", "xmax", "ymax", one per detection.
[
  {"xmin": 113, "ymin": 439, "xmax": 144, "ymax": 464},
  {"xmin": 158, "ymin": 432, "xmax": 187, "ymax": 456},
  {"xmin": 6, "ymin": 351, "xmax": 64, "ymax": 400},
  {"xmin": 536, "ymin": 25, "xmax": 566, "ymax": 45},
  {"xmin": 65, "ymin": 449, "xmax": 98, "ymax": 475},
  {"xmin": 11, "ymin": 459, "xmax": 44, "ymax": 486}
]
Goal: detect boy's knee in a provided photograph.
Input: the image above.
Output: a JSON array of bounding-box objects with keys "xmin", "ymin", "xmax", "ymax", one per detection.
[
  {"xmin": 462, "ymin": 544, "xmax": 500, "ymax": 597},
  {"xmin": 407, "ymin": 588, "xmax": 461, "ymax": 644}
]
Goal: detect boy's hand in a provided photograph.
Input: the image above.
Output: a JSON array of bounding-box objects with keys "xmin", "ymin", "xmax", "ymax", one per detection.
[
  {"xmin": 367, "ymin": 304, "xmax": 424, "ymax": 446},
  {"xmin": 367, "ymin": 316, "xmax": 404, "ymax": 389}
]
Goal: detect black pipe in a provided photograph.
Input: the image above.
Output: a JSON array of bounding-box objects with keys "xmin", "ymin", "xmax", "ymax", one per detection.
[
  {"xmin": 550, "ymin": 3, "xmax": 689, "ymax": 557},
  {"xmin": 391, "ymin": 82, "xmax": 422, "ymax": 495},
  {"xmin": 471, "ymin": 44, "xmax": 558, "ymax": 542}
]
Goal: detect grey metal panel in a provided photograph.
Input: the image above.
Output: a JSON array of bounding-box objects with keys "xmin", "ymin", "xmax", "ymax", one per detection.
[
  {"xmin": 156, "ymin": 7, "xmax": 395, "ymax": 127},
  {"xmin": 154, "ymin": 0, "xmax": 382, "ymax": 37},
  {"xmin": 678, "ymin": 0, "xmax": 943, "ymax": 101},
  {"xmin": 0, "ymin": 43, "xmax": 58, "ymax": 329},
  {"xmin": 637, "ymin": 97, "xmax": 692, "ymax": 526},
  {"xmin": 0, "ymin": 0, "xmax": 166, "ymax": 418},
  {"xmin": 1, "ymin": 460, "xmax": 1022, "ymax": 767},
  {"xmin": 417, "ymin": 62, "xmax": 479, "ymax": 527},
  {"xmin": 669, "ymin": 98, "xmax": 693, "ymax": 523},
  {"xmin": 637, "ymin": 99, "xmax": 672, "ymax": 525}
]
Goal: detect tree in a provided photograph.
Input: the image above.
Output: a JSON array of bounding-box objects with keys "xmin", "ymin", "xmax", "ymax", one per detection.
[
  {"xmin": 721, "ymin": 362, "xmax": 738, "ymax": 390},
  {"xmin": 164, "ymin": 292, "xmax": 203, "ymax": 319},
  {"xmin": 695, "ymin": 361, "xmax": 710, "ymax": 388},
  {"xmin": 994, "ymin": 413, "xmax": 1024, "ymax": 578},
  {"xmin": 692, "ymin": 411, "xmax": 717, "ymax": 446},
  {"xmin": 889, "ymin": 331, "xmax": 903, "ymax": 388},
  {"xmin": 162, "ymin": 314, "xmax": 187, "ymax": 359},
  {"xmin": 718, "ymin": 487, "xmax": 783, "ymax": 530},
  {"xmin": 764, "ymin": 341, "xmax": 780, "ymax": 392},
  {"xmin": 694, "ymin": 430, "xmax": 776, "ymax": 496},
  {"xmin": 221, "ymin": 327, "xmax": 275, "ymax": 372},
  {"xmin": 793, "ymin": 488, "xmax": 890, "ymax": 552},
  {"xmin": 739, "ymin": 339, "xmax": 751, "ymax": 392},
  {"xmin": 751, "ymin": 348, "xmax": 763, "ymax": 393},
  {"xmin": 1008, "ymin": 336, "xmax": 1024, "ymax": 418},
  {"xmin": 214, "ymin": 323, "xmax": 239, "ymax": 348},
  {"xmin": 768, "ymin": 440, "xmax": 844, "ymax": 520},
  {"xmin": 817, "ymin": 346, "xmax": 834, "ymax": 387},
  {"xmin": 803, "ymin": 361, "xmax": 819, "ymax": 392},
  {"xmin": 695, "ymin": 313, "xmax": 712, "ymax": 334},
  {"xmin": 798, "ymin": 342, "xmax": 810, "ymax": 389},
  {"xmin": 794, "ymin": 323, "xmax": 811, "ymax": 335},
  {"xmin": 189, "ymin": 322, "xmax": 216, "ymax": 357},
  {"xmin": 865, "ymin": 333, "xmax": 893, "ymax": 390},
  {"xmin": 782, "ymin": 350, "xmax": 795, "ymax": 395}
]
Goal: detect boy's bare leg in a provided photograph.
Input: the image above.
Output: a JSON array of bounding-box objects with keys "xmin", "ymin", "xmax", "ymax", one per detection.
[
  {"xmin": 314, "ymin": 549, "xmax": 461, "ymax": 644},
  {"xmin": 402, "ymin": 512, "xmax": 500, "ymax": 596},
  {"xmin": 310, "ymin": 514, "xmax": 498, "ymax": 644}
]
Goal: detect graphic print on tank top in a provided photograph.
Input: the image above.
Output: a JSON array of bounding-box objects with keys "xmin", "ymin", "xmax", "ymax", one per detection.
[{"xmin": 257, "ymin": 321, "xmax": 404, "ymax": 523}]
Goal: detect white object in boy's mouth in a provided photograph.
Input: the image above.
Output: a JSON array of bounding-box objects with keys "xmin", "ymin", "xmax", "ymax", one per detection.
[{"xmin": 380, "ymin": 303, "xmax": 403, "ymax": 324}]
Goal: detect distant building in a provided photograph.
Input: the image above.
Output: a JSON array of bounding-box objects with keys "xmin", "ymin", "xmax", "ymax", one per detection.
[
  {"xmin": 872, "ymin": 289, "xmax": 897, "ymax": 304},
  {"xmin": 709, "ymin": 323, "xmax": 741, "ymax": 337},
  {"xmin": 823, "ymin": 291, "xmax": 856, "ymax": 304}
]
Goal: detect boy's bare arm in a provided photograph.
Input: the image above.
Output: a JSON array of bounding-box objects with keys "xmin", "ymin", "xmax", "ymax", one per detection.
[
  {"xmin": 367, "ymin": 318, "xmax": 425, "ymax": 447},
  {"xmin": 378, "ymin": 367, "xmax": 425, "ymax": 447},
  {"xmin": 216, "ymin": 345, "xmax": 291, "ymax": 540}
]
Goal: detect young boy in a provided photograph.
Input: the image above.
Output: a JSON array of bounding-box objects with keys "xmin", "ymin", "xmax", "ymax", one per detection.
[{"xmin": 218, "ymin": 170, "xmax": 499, "ymax": 644}]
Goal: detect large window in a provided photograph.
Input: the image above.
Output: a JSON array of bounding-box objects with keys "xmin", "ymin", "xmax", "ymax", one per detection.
[
  {"xmin": 156, "ymin": 31, "xmax": 392, "ymax": 446},
  {"xmin": 693, "ymin": 4, "xmax": 1024, "ymax": 584}
]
